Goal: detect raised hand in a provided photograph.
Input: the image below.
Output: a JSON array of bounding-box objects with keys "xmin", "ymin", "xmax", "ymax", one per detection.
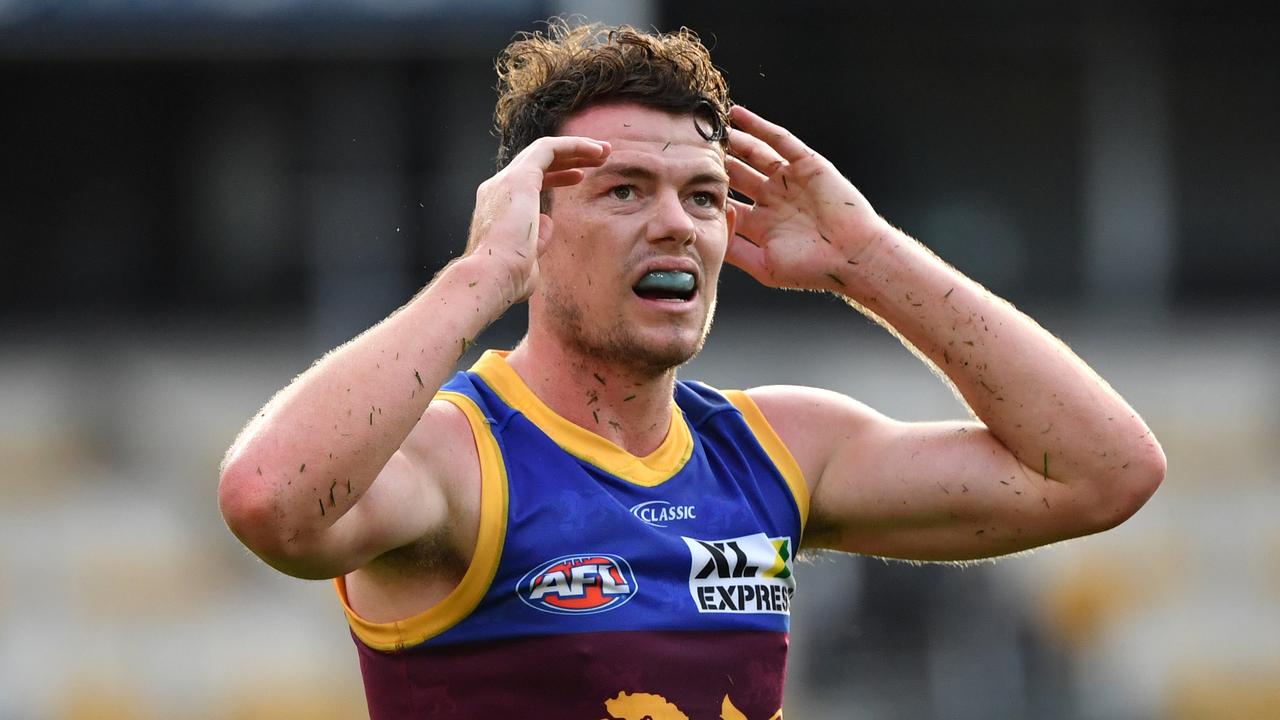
[
  {"xmin": 465, "ymin": 136, "xmax": 611, "ymax": 302},
  {"xmin": 725, "ymin": 105, "xmax": 889, "ymax": 293}
]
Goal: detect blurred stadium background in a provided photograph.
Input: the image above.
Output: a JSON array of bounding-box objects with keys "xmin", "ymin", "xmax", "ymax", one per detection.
[{"xmin": 2, "ymin": 1, "xmax": 1278, "ymax": 718}]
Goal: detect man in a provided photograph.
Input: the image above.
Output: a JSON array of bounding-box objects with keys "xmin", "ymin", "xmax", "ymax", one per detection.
[{"xmin": 218, "ymin": 22, "xmax": 1164, "ymax": 719}]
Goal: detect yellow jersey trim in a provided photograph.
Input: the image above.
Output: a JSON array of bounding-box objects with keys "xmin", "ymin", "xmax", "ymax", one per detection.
[
  {"xmin": 722, "ymin": 389, "xmax": 809, "ymax": 532},
  {"xmin": 333, "ymin": 390, "xmax": 509, "ymax": 652},
  {"xmin": 471, "ymin": 350, "xmax": 693, "ymax": 487}
]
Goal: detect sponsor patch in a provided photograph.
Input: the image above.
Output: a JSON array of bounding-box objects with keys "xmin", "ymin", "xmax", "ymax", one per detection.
[
  {"xmin": 681, "ymin": 533, "xmax": 794, "ymax": 615},
  {"xmin": 629, "ymin": 500, "xmax": 697, "ymax": 527},
  {"xmin": 517, "ymin": 553, "xmax": 637, "ymax": 615}
]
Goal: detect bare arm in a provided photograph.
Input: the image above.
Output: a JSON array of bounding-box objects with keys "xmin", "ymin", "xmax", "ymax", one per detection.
[
  {"xmin": 724, "ymin": 106, "xmax": 1165, "ymax": 561},
  {"xmin": 218, "ymin": 136, "xmax": 611, "ymax": 579}
]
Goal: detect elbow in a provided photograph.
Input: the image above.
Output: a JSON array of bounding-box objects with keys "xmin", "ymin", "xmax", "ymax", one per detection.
[
  {"xmin": 1087, "ymin": 440, "xmax": 1167, "ymax": 533},
  {"xmin": 218, "ymin": 461, "xmax": 345, "ymax": 580},
  {"xmin": 1125, "ymin": 437, "xmax": 1168, "ymax": 514},
  {"xmin": 218, "ymin": 459, "xmax": 283, "ymax": 558}
]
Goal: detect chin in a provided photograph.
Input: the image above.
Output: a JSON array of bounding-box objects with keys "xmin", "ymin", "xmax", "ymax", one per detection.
[
  {"xmin": 551, "ymin": 316, "xmax": 708, "ymax": 377},
  {"xmin": 590, "ymin": 329, "xmax": 705, "ymax": 376},
  {"xmin": 624, "ymin": 313, "xmax": 717, "ymax": 375},
  {"xmin": 542, "ymin": 285, "xmax": 717, "ymax": 376}
]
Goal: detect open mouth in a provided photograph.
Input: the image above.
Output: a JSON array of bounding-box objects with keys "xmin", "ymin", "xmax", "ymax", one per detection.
[{"xmin": 633, "ymin": 270, "xmax": 697, "ymax": 302}]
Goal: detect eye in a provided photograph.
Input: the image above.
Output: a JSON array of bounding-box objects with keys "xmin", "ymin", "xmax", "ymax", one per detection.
[
  {"xmin": 609, "ymin": 185, "xmax": 635, "ymax": 201},
  {"xmin": 690, "ymin": 191, "xmax": 720, "ymax": 208}
]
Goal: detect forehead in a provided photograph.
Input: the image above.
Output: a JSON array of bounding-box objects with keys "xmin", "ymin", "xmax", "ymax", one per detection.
[{"xmin": 557, "ymin": 103, "xmax": 725, "ymax": 172}]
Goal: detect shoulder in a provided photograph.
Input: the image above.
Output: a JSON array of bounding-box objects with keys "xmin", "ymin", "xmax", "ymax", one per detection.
[
  {"xmin": 404, "ymin": 393, "xmax": 482, "ymax": 480},
  {"xmin": 398, "ymin": 393, "xmax": 486, "ymax": 557},
  {"xmin": 343, "ymin": 396, "xmax": 486, "ymax": 620},
  {"xmin": 739, "ymin": 385, "xmax": 893, "ymax": 493}
]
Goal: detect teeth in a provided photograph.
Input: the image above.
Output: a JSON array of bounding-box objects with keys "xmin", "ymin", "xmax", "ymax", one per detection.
[{"xmin": 634, "ymin": 271, "xmax": 696, "ymax": 295}]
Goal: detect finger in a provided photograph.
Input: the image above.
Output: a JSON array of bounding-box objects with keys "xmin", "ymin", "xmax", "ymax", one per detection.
[
  {"xmin": 728, "ymin": 127, "xmax": 786, "ymax": 177},
  {"xmin": 542, "ymin": 169, "xmax": 585, "ymax": 188},
  {"xmin": 730, "ymin": 105, "xmax": 811, "ymax": 163},
  {"xmin": 544, "ymin": 144, "xmax": 612, "ymax": 173},
  {"xmin": 532, "ymin": 135, "xmax": 606, "ymax": 167},
  {"xmin": 519, "ymin": 136, "xmax": 611, "ymax": 172},
  {"xmin": 726, "ymin": 156, "xmax": 768, "ymax": 201}
]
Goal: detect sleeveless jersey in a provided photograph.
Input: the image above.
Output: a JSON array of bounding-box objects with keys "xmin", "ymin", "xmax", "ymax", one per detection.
[{"xmin": 334, "ymin": 351, "xmax": 808, "ymax": 719}]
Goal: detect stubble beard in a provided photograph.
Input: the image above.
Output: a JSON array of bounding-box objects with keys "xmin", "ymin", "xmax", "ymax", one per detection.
[{"xmin": 543, "ymin": 284, "xmax": 717, "ymax": 380}]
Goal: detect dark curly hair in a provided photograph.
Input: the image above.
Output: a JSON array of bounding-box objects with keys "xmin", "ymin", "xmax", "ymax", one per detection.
[{"xmin": 493, "ymin": 19, "xmax": 732, "ymax": 168}]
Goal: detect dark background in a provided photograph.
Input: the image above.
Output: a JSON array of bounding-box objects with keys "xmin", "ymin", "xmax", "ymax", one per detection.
[{"xmin": 4, "ymin": 2, "xmax": 1277, "ymax": 333}]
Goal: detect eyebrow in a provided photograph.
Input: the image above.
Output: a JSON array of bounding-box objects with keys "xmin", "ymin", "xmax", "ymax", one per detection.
[{"xmin": 595, "ymin": 163, "xmax": 729, "ymax": 187}]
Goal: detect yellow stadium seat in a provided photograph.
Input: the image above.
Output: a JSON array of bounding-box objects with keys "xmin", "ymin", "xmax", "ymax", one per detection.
[
  {"xmin": 1166, "ymin": 663, "xmax": 1280, "ymax": 720},
  {"xmin": 219, "ymin": 676, "xmax": 367, "ymax": 720},
  {"xmin": 54, "ymin": 678, "xmax": 156, "ymax": 720}
]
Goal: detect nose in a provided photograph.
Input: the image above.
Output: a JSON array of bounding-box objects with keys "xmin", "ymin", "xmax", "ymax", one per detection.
[{"xmin": 648, "ymin": 188, "xmax": 696, "ymax": 246}]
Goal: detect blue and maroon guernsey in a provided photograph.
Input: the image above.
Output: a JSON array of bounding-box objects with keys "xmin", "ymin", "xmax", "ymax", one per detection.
[{"xmin": 334, "ymin": 351, "xmax": 808, "ymax": 719}]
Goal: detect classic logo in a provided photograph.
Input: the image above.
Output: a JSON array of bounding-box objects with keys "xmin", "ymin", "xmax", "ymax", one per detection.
[
  {"xmin": 629, "ymin": 500, "xmax": 697, "ymax": 527},
  {"xmin": 517, "ymin": 553, "xmax": 637, "ymax": 615},
  {"xmin": 681, "ymin": 533, "xmax": 794, "ymax": 615}
]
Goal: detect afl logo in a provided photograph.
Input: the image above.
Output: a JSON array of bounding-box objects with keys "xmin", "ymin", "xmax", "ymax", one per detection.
[{"xmin": 517, "ymin": 553, "xmax": 637, "ymax": 615}]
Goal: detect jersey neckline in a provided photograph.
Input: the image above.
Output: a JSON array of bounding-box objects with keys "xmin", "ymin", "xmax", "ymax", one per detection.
[{"xmin": 471, "ymin": 350, "xmax": 693, "ymax": 487}]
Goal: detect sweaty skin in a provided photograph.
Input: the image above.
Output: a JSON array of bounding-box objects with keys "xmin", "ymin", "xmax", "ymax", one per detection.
[
  {"xmin": 219, "ymin": 101, "xmax": 1164, "ymax": 627},
  {"xmin": 722, "ymin": 105, "xmax": 1164, "ymax": 559},
  {"xmin": 506, "ymin": 104, "xmax": 735, "ymax": 457}
]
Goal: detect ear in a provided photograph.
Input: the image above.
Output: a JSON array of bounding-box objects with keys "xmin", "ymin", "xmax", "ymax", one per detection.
[{"xmin": 536, "ymin": 213, "xmax": 556, "ymax": 257}]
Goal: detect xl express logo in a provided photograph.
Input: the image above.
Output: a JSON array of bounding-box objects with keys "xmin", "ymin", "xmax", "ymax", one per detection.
[
  {"xmin": 517, "ymin": 553, "xmax": 637, "ymax": 615},
  {"xmin": 629, "ymin": 500, "xmax": 697, "ymax": 527},
  {"xmin": 681, "ymin": 533, "xmax": 795, "ymax": 615}
]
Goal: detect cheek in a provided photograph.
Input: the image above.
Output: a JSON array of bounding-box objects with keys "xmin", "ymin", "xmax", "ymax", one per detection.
[
  {"xmin": 543, "ymin": 226, "xmax": 616, "ymax": 296},
  {"xmin": 698, "ymin": 222, "xmax": 730, "ymax": 269},
  {"xmin": 544, "ymin": 208, "xmax": 590, "ymax": 264}
]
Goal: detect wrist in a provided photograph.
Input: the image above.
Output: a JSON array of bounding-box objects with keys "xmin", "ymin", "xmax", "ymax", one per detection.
[
  {"xmin": 840, "ymin": 226, "xmax": 955, "ymax": 313},
  {"xmin": 432, "ymin": 255, "xmax": 524, "ymax": 321},
  {"xmin": 825, "ymin": 219, "xmax": 904, "ymax": 296}
]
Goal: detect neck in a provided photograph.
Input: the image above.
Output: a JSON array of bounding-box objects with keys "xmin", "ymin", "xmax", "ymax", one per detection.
[{"xmin": 505, "ymin": 328, "xmax": 678, "ymax": 457}]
